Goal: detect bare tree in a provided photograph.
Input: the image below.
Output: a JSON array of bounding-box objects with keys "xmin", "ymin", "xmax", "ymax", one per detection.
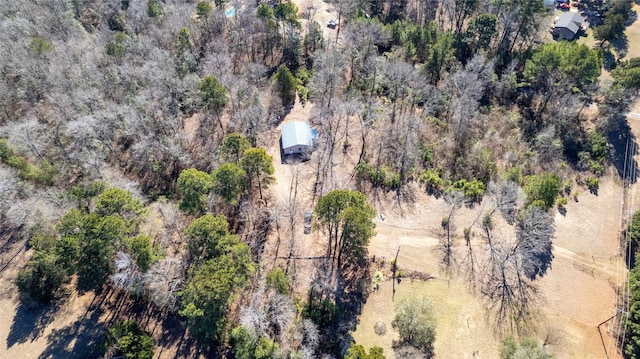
[
  {"xmin": 439, "ymin": 190, "xmax": 465, "ymax": 272},
  {"xmin": 111, "ymin": 251, "xmax": 144, "ymax": 295},
  {"xmin": 492, "ymin": 180, "xmax": 520, "ymax": 225},
  {"xmin": 480, "ymin": 205, "xmax": 554, "ymax": 334},
  {"xmin": 142, "ymin": 255, "xmax": 186, "ymax": 310},
  {"xmin": 516, "ymin": 206, "xmax": 554, "ymax": 280},
  {"xmin": 308, "ymin": 47, "xmax": 346, "ymax": 109},
  {"xmin": 343, "ymin": 22, "xmax": 389, "ymax": 91},
  {"xmin": 481, "ymin": 240, "xmax": 539, "ymax": 335}
]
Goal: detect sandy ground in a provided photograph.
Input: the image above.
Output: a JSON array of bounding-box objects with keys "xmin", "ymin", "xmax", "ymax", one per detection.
[
  {"xmin": 348, "ymin": 176, "xmax": 624, "ymax": 358},
  {"xmin": 292, "ymin": 0, "xmax": 339, "ymax": 42},
  {"xmin": 624, "ymin": 4, "xmax": 640, "ymax": 59}
]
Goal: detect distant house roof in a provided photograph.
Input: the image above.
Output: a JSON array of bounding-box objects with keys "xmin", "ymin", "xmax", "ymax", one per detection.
[
  {"xmin": 281, "ymin": 121, "xmax": 316, "ymax": 149},
  {"xmin": 555, "ymin": 12, "xmax": 584, "ymax": 35}
]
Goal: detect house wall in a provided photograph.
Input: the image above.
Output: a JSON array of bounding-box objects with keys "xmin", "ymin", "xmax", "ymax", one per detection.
[
  {"xmin": 284, "ymin": 144, "xmax": 310, "ymax": 154},
  {"xmin": 554, "ymin": 27, "xmax": 576, "ymax": 40}
]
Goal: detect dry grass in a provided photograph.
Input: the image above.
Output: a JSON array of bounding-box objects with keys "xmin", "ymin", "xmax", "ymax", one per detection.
[
  {"xmin": 353, "ymin": 279, "xmax": 498, "ymax": 359},
  {"xmin": 624, "ymin": 5, "xmax": 640, "ymax": 59},
  {"xmin": 351, "ymin": 176, "xmax": 625, "ymax": 358}
]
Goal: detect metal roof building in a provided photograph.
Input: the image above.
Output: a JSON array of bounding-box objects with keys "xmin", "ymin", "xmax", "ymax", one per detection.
[
  {"xmin": 554, "ymin": 12, "xmax": 584, "ymax": 40},
  {"xmin": 281, "ymin": 121, "xmax": 317, "ymax": 155}
]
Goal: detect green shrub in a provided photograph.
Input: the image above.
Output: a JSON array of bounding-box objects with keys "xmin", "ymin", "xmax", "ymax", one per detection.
[
  {"xmin": 28, "ymin": 36, "xmax": 53, "ymax": 55},
  {"xmin": 147, "ymin": 0, "xmax": 163, "ymax": 17},
  {"xmin": 441, "ymin": 216, "xmax": 449, "ymax": 228},
  {"xmin": 504, "ymin": 166, "xmax": 523, "ymax": 185},
  {"xmin": 556, "ymin": 197, "xmax": 568, "ymax": 208},
  {"xmin": 356, "ymin": 163, "xmax": 401, "ymax": 190},
  {"xmin": 588, "ymin": 160, "xmax": 604, "ymax": 175},
  {"xmin": 426, "ymin": 116, "xmax": 447, "ymax": 129},
  {"xmin": 392, "ymin": 297, "xmax": 436, "ymax": 354},
  {"xmin": 106, "ymin": 32, "xmax": 128, "ymax": 59},
  {"xmin": 524, "ymin": 173, "xmax": 561, "ymax": 210},
  {"xmin": 587, "ymin": 131, "xmax": 607, "ymax": 162},
  {"xmin": 451, "ymin": 178, "xmax": 485, "ymax": 201},
  {"xmin": 302, "ymin": 295, "xmax": 337, "ymax": 329},
  {"xmin": 16, "ymin": 252, "xmax": 69, "ymax": 306},
  {"xmin": 421, "ymin": 143, "xmax": 435, "ymax": 166},
  {"xmin": 585, "ymin": 177, "xmax": 600, "ymax": 191},
  {"xmin": 482, "ymin": 212, "xmax": 493, "ymax": 229},
  {"xmin": 418, "ymin": 168, "xmax": 447, "ymax": 193},
  {"xmin": 266, "ymin": 267, "xmax": 289, "ymax": 295},
  {"xmin": 103, "ymin": 321, "xmax": 155, "ymax": 359},
  {"xmin": 0, "ymin": 140, "xmax": 55, "ymax": 186},
  {"xmin": 296, "ymin": 85, "xmax": 308, "ymax": 104}
]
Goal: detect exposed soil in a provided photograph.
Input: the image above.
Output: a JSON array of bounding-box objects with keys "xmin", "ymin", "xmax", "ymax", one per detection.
[
  {"xmin": 352, "ymin": 177, "xmax": 625, "ymax": 359},
  {"xmin": 624, "ymin": 5, "xmax": 640, "ymax": 59}
]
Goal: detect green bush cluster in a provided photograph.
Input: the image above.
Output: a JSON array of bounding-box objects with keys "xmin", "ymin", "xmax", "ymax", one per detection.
[
  {"xmin": 418, "ymin": 168, "xmax": 448, "ymax": 193},
  {"xmin": 102, "ymin": 321, "xmax": 155, "ymax": 359},
  {"xmin": 356, "ymin": 162, "xmax": 401, "ymax": 190},
  {"xmin": 418, "ymin": 168, "xmax": 486, "ymax": 201},
  {"xmin": 578, "ymin": 131, "xmax": 607, "ymax": 175},
  {"xmin": 524, "ymin": 173, "xmax": 561, "ymax": 210},
  {"xmin": 231, "ymin": 326, "xmax": 283, "ymax": 359},
  {"xmin": 585, "ymin": 177, "xmax": 600, "ymax": 192},
  {"xmin": 0, "ymin": 139, "xmax": 55, "ymax": 186},
  {"xmin": 106, "ymin": 32, "xmax": 129, "ymax": 59},
  {"xmin": 302, "ymin": 296, "xmax": 337, "ymax": 329},
  {"xmin": 451, "ymin": 178, "xmax": 485, "ymax": 201}
]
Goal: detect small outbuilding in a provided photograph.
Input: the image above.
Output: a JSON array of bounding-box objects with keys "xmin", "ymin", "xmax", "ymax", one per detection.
[
  {"xmin": 553, "ymin": 12, "xmax": 585, "ymax": 40},
  {"xmin": 281, "ymin": 121, "xmax": 317, "ymax": 155}
]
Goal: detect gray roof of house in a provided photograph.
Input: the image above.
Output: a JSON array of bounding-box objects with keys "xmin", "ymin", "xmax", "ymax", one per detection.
[
  {"xmin": 556, "ymin": 12, "xmax": 584, "ymax": 34},
  {"xmin": 281, "ymin": 121, "xmax": 314, "ymax": 149}
]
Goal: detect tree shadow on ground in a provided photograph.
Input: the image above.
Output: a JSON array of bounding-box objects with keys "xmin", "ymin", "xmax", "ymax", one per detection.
[
  {"xmin": 607, "ymin": 119, "xmax": 638, "ymax": 184},
  {"xmin": 307, "ymin": 258, "xmax": 369, "ymax": 357},
  {"xmin": 6, "ymin": 302, "xmax": 59, "ymax": 348},
  {"xmin": 110, "ymin": 291, "xmax": 203, "ymax": 359},
  {"xmin": 37, "ymin": 303, "xmax": 106, "ymax": 359},
  {"xmin": 35, "ymin": 285, "xmax": 204, "ymax": 359},
  {"xmin": 610, "ymin": 34, "xmax": 629, "ymax": 59},
  {"xmin": 603, "ymin": 49, "xmax": 618, "ymax": 71},
  {"xmin": 101, "ymin": 287, "xmax": 204, "ymax": 359}
]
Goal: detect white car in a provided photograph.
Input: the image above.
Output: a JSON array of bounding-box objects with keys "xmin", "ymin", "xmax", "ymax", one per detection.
[{"xmin": 327, "ymin": 19, "xmax": 338, "ymax": 28}]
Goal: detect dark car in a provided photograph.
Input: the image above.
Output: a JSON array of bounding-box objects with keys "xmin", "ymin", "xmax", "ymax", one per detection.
[{"xmin": 304, "ymin": 210, "xmax": 312, "ymax": 234}]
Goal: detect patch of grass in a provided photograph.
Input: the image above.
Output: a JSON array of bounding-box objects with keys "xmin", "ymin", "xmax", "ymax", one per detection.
[{"xmin": 352, "ymin": 279, "xmax": 498, "ymax": 358}]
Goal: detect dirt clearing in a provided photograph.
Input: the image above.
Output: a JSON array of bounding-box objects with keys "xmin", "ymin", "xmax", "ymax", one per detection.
[{"xmin": 352, "ymin": 177, "xmax": 624, "ymax": 358}]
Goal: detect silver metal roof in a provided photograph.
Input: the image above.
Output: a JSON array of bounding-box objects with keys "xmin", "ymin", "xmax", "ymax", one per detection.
[
  {"xmin": 281, "ymin": 121, "xmax": 314, "ymax": 149},
  {"xmin": 556, "ymin": 12, "xmax": 583, "ymax": 34}
]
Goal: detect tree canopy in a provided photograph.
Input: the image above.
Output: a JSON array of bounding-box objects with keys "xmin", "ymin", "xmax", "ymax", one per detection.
[
  {"xmin": 103, "ymin": 321, "xmax": 155, "ymax": 359},
  {"xmin": 185, "ymin": 214, "xmax": 239, "ymax": 263},
  {"xmin": 177, "ymin": 168, "xmax": 214, "ymax": 214},
  {"xmin": 613, "ymin": 58, "xmax": 640, "ymax": 90},
  {"xmin": 523, "ymin": 42, "xmax": 602, "ymax": 91},
  {"xmin": 315, "ymin": 189, "xmax": 376, "ymax": 269},
  {"xmin": 240, "ymin": 147, "xmax": 275, "ymax": 200},
  {"xmin": 179, "ymin": 246, "xmax": 254, "ymax": 343},
  {"xmin": 199, "ymin": 76, "xmax": 228, "ymax": 112},
  {"xmin": 212, "ymin": 163, "xmax": 247, "ymax": 205},
  {"xmin": 392, "ymin": 296, "xmax": 436, "ymax": 356},
  {"xmin": 345, "ymin": 344, "xmax": 386, "ymax": 359}
]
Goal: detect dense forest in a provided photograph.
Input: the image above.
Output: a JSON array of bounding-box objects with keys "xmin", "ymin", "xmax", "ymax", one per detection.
[{"xmin": 1, "ymin": 0, "xmax": 640, "ymax": 358}]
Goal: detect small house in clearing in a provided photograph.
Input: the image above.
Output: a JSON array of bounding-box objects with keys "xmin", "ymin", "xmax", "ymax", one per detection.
[
  {"xmin": 281, "ymin": 121, "xmax": 317, "ymax": 155},
  {"xmin": 553, "ymin": 12, "xmax": 585, "ymax": 40}
]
